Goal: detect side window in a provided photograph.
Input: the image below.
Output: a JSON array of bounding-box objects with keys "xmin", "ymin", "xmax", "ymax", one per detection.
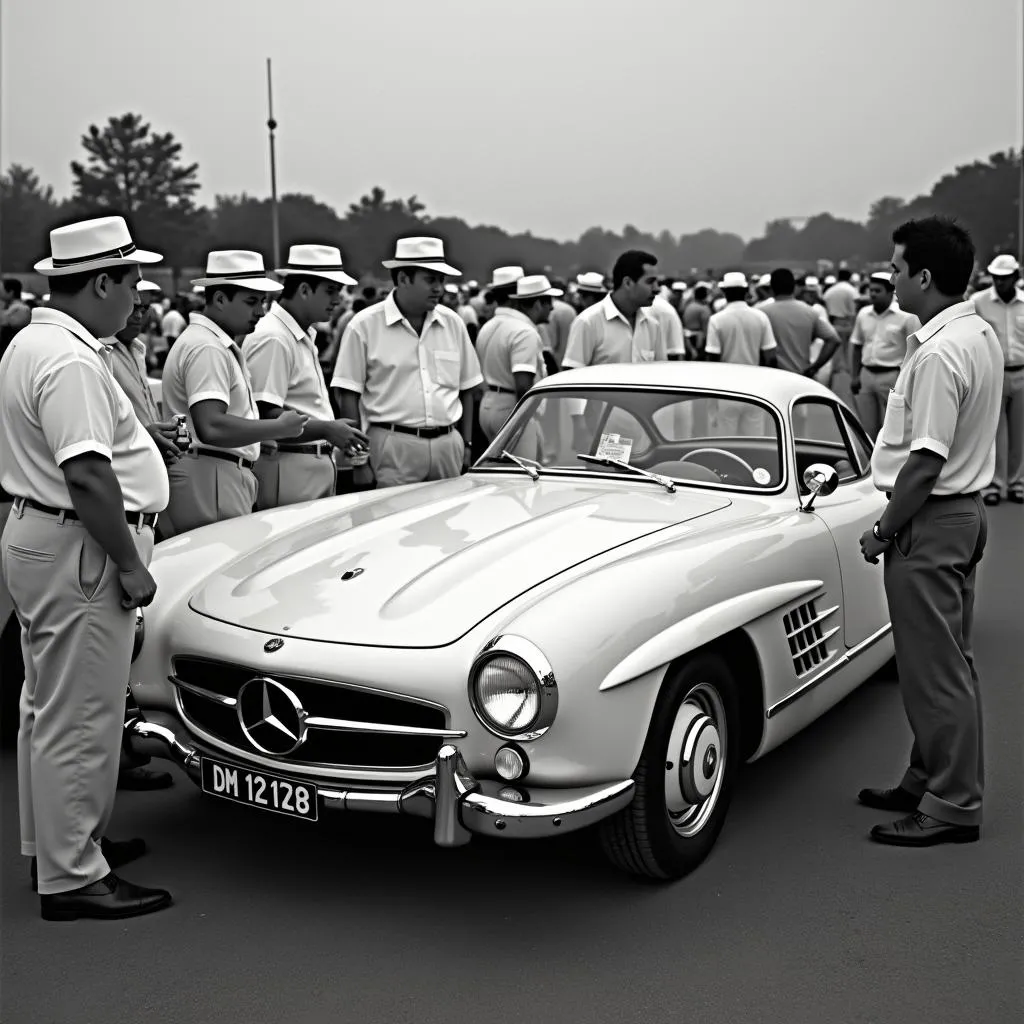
[
  {"xmin": 840, "ymin": 408, "xmax": 874, "ymax": 474},
  {"xmin": 792, "ymin": 399, "xmax": 859, "ymax": 490}
]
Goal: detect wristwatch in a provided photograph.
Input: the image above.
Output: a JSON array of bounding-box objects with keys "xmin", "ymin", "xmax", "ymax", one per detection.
[{"xmin": 872, "ymin": 520, "xmax": 894, "ymax": 543}]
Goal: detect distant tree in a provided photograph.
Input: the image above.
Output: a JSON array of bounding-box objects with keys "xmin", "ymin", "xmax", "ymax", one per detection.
[
  {"xmin": 0, "ymin": 164, "xmax": 63, "ymax": 270},
  {"xmin": 69, "ymin": 113, "xmax": 206, "ymax": 268}
]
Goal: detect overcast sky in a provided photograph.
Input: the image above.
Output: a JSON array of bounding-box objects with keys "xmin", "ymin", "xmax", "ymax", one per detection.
[{"xmin": 2, "ymin": 0, "xmax": 1021, "ymax": 241}]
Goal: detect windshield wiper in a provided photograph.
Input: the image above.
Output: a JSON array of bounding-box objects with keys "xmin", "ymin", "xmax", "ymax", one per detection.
[
  {"xmin": 576, "ymin": 453, "xmax": 676, "ymax": 493},
  {"xmin": 488, "ymin": 449, "xmax": 542, "ymax": 480}
]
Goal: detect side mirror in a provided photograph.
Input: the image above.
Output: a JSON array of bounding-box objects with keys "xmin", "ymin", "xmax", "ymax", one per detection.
[{"xmin": 799, "ymin": 463, "xmax": 839, "ymax": 512}]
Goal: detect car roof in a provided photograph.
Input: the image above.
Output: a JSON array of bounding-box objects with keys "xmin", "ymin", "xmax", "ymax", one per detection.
[{"xmin": 532, "ymin": 363, "xmax": 839, "ymax": 410}]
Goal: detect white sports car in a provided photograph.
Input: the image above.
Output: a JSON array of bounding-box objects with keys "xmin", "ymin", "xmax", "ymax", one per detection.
[{"xmin": 127, "ymin": 363, "xmax": 893, "ymax": 880}]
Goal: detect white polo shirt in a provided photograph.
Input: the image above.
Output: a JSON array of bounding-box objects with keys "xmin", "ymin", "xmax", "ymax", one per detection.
[
  {"xmin": 850, "ymin": 302, "xmax": 921, "ymax": 369},
  {"xmin": 970, "ymin": 286, "xmax": 1024, "ymax": 367},
  {"xmin": 823, "ymin": 280, "xmax": 859, "ymax": 321},
  {"xmin": 0, "ymin": 308, "xmax": 168, "ymax": 513},
  {"xmin": 705, "ymin": 301, "xmax": 777, "ymax": 365},
  {"xmin": 331, "ymin": 291, "xmax": 483, "ymax": 428},
  {"xmin": 562, "ymin": 294, "xmax": 666, "ymax": 368},
  {"xmin": 161, "ymin": 313, "xmax": 260, "ymax": 462},
  {"xmin": 871, "ymin": 302, "xmax": 1004, "ymax": 496},
  {"xmin": 242, "ymin": 302, "xmax": 333, "ymax": 420},
  {"xmin": 476, "ymin": 308, "xmax": 545, "ymax": 391}
]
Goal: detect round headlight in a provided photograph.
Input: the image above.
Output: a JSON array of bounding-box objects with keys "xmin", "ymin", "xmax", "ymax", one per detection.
[
  {"xmin": 475, "ymin": 656, "xmax": 540, "ymax": 734},
  {"xmin": 469, "ymin": 636, "xmax": 559, "ymax": 741}
]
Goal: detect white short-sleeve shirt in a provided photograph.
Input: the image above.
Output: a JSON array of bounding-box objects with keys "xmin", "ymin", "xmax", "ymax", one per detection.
[
  {"xmin": 850, "ymin": 302, "xmax": 921, "ymax": 369},
  {"xmin": 971, "ymin": 286, "xmax": 1024, "ymax": 366},
  {"xmin": 871, "ymin": 302, "xmax": 1004, "ymax": 495},
  {"xmin": 476, "ymin": 308, "xmax": 545, "ymax": 390},
  {"xmin": 242, "ymin": 302, "xmax": 334, "ymax": 420},
  {"xmin": 705, "ymin": 302, "xmax": 777, "ymax": 365},
  {"xmin": 330, "ymin": 291, "xmax": 483, "ymax": 428},
  {"xmin": 161, "ymin": 313, "xmax": 260, "ymax": 461},
  {"xmin": 0, "ymin": 308, "xmax": 168, "ymax": 512},
  {"xmin": 562, "ymin": 294, "xmax": 666, "ymax": 368}
]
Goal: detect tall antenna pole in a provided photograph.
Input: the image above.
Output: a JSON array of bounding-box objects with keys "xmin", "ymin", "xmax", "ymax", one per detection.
[{"xmin": 266, "ymin": 58, "xmax": 281, "ymax": 270}]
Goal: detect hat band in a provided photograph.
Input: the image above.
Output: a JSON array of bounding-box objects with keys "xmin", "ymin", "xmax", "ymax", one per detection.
[
  {"xmin": 51, "ymin": 242, "xmax": 138, "ymax": 268},
  {"xmin": 392, "ymin": 255, "xmax": 448, "ymax": 263},
  {"xmin": 204, "ymin": 269, "xmax": 270, "ymax": 280},
  {"xmin": 285, "ymin": 263, "xmax": 349, "ymax": 272}
]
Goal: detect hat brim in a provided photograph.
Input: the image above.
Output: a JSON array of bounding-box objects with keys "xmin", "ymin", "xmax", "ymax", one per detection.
[
  {"xmin": 576, "ymin": 285, "xmax": 608, "ymax": 294},
  {"xmin": 275, "ymin": 268, "xmax": 358, "ymax": 286},
  {"xmin": 382, "ymin": 259, "xmax": 461, "ymax": 277},
  {"xmin": 137, "ymin": 280, "xmax": 162, "ymax": 292},
  {"xmin": 514, "ymin": 288, "xmax": 564, "ymax": 300},
  {"xmin": 190, "ymin": 275, "xmax": 283, "ymax": 292},
  {"xmin": 987, "ymin": 264, "xmax": 1020, "ymax": 277},
  {"xmin": 34, "ymin": 248, "xmax": 163, "ymax": 277}
]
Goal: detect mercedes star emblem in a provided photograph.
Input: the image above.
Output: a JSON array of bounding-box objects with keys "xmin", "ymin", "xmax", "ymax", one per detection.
[
  {"xmin": 236, "ymin": 677, "xmax": 308, "ymax": 756},
  {"xmin": 264, "ymin": 638, "xmax": 284, "ymax": 653}
]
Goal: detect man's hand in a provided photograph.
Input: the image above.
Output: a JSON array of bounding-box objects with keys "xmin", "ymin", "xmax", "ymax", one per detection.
[
  {"xmin": 849, "ymin": 377, "xmax": 862, "ymax": 395},
  {"xmin": 146, "ymin": 421, "xmax": 182, "ymax": 462},
  {"xmin": 859, "ymin": 527, "xmax": 889, "ymax": 565},
  {"xmin": 118, "ymin": 564, "xmax": 158, "ymax": 609},
  {"xmin": 273, "ymin": 410, "xmax": 309, "ymax": 439},
  {"xmin": 322, "ymin": 418, "xmax": 369, "ymax": 455}
]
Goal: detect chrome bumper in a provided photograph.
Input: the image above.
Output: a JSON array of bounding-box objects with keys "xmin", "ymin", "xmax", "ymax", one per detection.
[{"xmin": 126, "ymin": 714, "xmax": 635, "ymax": 846}]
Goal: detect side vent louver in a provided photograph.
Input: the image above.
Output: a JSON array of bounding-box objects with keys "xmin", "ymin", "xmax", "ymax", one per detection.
[{"xmin": 784, "ymin": 599, "xmax": 840, "ymax": 677}]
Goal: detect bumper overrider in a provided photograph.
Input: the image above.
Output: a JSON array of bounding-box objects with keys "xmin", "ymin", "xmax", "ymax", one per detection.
[{"xmin": 125, "ymin": 711, "xmax": 635, "ymax": 846}]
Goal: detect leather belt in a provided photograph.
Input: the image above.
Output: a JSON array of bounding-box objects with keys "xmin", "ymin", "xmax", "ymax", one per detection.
[
  {"xmin": 1005, "ymin": 364, "xmax": 1024, "ymax": 372},
  {"xmin": 276, "ymin": 441, "xmax": 333, "ymax": 456},
  {"xmin": 862, "ymin": 365, "xmax": 900, "ymax": 373},
  {"xmin": 370, "ymin": 423, "xmax": 454, "ymax": 439},
  {"xmin": 487, "ymin": 385, "xmax": 516, "ymax": 395},
  {"xmin": 15, "ymin": 497, "xmax": 158, "ymax": 529},
  {"xmin": 885, "ymin": 491, "xmax": 979, "ymax": 502},
  {"xmin": 194, "ymin": 448, "xmax": 256, "ymax": 470}
]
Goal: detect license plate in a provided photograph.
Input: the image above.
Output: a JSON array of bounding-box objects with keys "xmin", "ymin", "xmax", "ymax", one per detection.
[{"xmin": 200, "ymin": 757, "xmax": 318, "ymax": 821}]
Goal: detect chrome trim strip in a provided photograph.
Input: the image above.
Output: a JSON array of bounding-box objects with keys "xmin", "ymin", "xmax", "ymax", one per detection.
[
  {"xmin": 170, "ymin": 674, "xmax": 237, "ymax": 707},
  {"xmin": 784, "ymin": 604, "xmax": 840, "ymax": 639},
  {"xmin": 303, "ymin": 715, "xmax": 466, "ymax": 739},
  {"xmin": 767, "ymin": 622, "xmax": 893, "ymax": 719}
]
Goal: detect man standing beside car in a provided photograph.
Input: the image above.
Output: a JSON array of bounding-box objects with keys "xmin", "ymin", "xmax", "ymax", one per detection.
[
  {"xmin": 858, "ymin": 217, "xmax": 1003, "ymax": 848},
  {"xmin": 0, "ymin": 216, "xmax": 173, "ymax": 920}
]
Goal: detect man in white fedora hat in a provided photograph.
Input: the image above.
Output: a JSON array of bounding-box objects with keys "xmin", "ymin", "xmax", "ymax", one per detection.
[
  {"xmin": 331, "ymin": 237, "xmax": 482, "ymax": 488},
  {"xmin": 160, "ymin": 251, "xmax": 308, "ymax": 534},
  {"xmin": 971, "ymin": 253, "xmax": 1024, "ymax": 504},
  {"xmin": 573, "ymin": 271, "xmax": 607, "ymax": 313},
  {"xmin": 242, "ymin": 244, "xmax": 369, "ymax": 509},
  {"xmin": 0, "ymin": 215, "xmax": 173, "ymax": 919},
  {"xmin": 476, "ymin": 274, "xmax": 559, "ymax": 456},
  {"xmin": 849, "ymin": 271, "xmax": 921, "ymax": 439}
]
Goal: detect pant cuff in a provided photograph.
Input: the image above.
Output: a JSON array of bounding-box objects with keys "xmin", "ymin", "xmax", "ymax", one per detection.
[
  {"xmin": 21, "ymin": 842, "xmax": 36, "ymax": 857},
  {"xmin": 36, "ymin": 860, "xmax": 112, "ymax": 896},
  {"xmin": 918, "ymin": 792, "xmax": 982, "ymax": 827}
]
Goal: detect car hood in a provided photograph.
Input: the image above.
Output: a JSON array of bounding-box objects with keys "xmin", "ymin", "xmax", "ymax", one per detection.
[{"xmin": 188, "ymin": 475, "xmax": 731, "ymax": 648}]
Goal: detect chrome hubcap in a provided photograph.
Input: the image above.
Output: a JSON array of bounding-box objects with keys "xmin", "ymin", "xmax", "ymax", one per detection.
[{"xmin": 664, "ymin": 682, "xmax": 726, "ymax": 838}]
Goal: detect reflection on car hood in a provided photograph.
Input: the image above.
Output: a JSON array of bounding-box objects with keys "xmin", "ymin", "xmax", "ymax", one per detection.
[{"xmin": 188, "ymin": 475, "xmax": 731, "ymax": 648}]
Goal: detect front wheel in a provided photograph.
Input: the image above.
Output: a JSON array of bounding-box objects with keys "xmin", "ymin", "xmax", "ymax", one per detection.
[{"xmin": 599, "ymin": 653, "xmax": 740, "ymax": 880}]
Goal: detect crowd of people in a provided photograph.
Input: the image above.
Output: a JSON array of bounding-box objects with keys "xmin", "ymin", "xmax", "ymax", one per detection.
[{"xmin": 0, "ymin": 209, "xmax": 1020, "ymax": 920}]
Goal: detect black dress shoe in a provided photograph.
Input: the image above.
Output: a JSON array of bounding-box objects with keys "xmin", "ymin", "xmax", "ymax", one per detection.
[
  {"xmin": 1009, "ymin": 492, "xmax": 1024, "ymax": 505},
  {"xmin": 31, "ymin": 837, "xmax": 147, "ymax": 892},
  {"xmin": 118, "ymin": 765, "xmax": 174, "ymax": 790},
  {"xmin": 870, "ymin": 811, "xmax": 980, "ymax": 847},
  {"xmin": 40, "ymin": 872, "xmax": 172, "ymax": 921},
  {"xmin": 857, "ymin": 785, "xmax": 920, "ymax": 812}
]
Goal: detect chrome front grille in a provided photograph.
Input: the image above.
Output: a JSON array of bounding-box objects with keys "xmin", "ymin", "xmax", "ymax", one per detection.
[
  {"xmin": 783, "ymin": 600, "xmax": 840, "ymax": 677},
  {"xmin": 172, "ymin": 657, "xmax": 459, "ymax": 770}
]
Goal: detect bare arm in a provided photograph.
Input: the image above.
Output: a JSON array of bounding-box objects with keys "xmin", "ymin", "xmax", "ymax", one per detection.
[
  {"xmin": 458, "ymin": 389, "xmax": 475, "ymax": 447},
  {"xmin": 877, "ymin": 450, "xmax": 944, "ymax": 539},
  {"xmin": 191, "ymin": 400, "xmax": 305, "ymax": 448}
]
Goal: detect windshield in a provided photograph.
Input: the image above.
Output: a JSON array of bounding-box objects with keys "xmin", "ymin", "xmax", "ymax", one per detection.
[{"xmin": 475, "ymin": 387, "xmax": 785, "ymax": 492}]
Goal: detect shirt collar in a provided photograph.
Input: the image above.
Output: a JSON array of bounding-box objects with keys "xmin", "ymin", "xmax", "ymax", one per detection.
[
  {"xmin": 189, "ymin": 312, "xmax": 236, "ymax": 348},
  {"xmin": 267, "ymin": 301, "xmax": 313, "ymax": 344},
  {"xmin": 986, "ymin": 285, "xmax": 1024, "ymax": 306},
  {"xmin": 911, "ymin": 301, "xmax": 978, "ymax": 345},
  {"xmin": 30, "ymin": 308, "xmax": 105, "ymax": 352},
  {"xmin": 383, "ymin": 290, "xmax": 442, "ymax": 330},
  {"xmin": 503, "ymin": 307, "xmax": 537, "ymax": 329},
  {"xmin": 601, "ymin": 293, "xmax": 651, "ymax": 324}
]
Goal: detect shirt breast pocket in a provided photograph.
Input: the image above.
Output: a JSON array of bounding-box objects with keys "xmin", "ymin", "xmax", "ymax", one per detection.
[
  {"xmin": 431, "ymin": 351, "xmax": 461, "ymax": 388},
  {"xmin": 880, "ymin": 391, "xmax": 908, "ymax": 446}
]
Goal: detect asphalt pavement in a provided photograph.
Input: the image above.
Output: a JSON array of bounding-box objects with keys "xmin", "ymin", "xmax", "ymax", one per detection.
[{"xmin": 1, "ymin": 503, "xmax": 1021, "ymax": 1024}]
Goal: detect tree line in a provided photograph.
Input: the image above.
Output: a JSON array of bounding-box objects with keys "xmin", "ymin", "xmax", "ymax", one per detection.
[{"xmin": 1, "ymin": 112, "xmax": 1020, "ymax": 285}]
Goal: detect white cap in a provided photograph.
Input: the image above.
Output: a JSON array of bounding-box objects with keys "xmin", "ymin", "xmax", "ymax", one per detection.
[
  {"xmin": 575, "ymin": 271, "xmax": 607, "ymax": 293},
  {"xmin": 824, "ymin": 274, "xmax": 837, "ymax": 285},
  {"xmin": 870, "ymin": 271, "xmax": 894, "ymax": 286},
  {"xmin": 804, "ymin": 275, "xmax": 820, "ymax": 288},
  {"xmin": 444, "ymin": 283, "xmax": 460, "ymax": 295},
  {"xmin": 757, "ymin": 273, "xmax": 771, "ymax": 287},
  {"xmin": 719, "ymin": 271, "xmax": 748, "ymax": 289},
  {"xmin": 670, "ymin": 281, "xmax": 689, "ymax": 292},
  {"xmin": 512, "ymin": 274, "xmax": 564, "ymax": 300},
  {"xmin": 137, "ymin": 280, "xmax": 161, "ymax": 292},
  {"xmin": 488, "ymin": 265, "xmax": 525, "ymax": 289},
  {"xmin": 987, "ymin": 254, "xmax": 1020, "ymax": 277}
]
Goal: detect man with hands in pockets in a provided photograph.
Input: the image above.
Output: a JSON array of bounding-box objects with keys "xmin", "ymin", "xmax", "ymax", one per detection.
[
  {"xmin": 858, "ymin": 217, "xmax": 1003, "ymax": 849},
  {"xmin": 0, "ymin": 216, "xmax": 174, "ymax": 920}
]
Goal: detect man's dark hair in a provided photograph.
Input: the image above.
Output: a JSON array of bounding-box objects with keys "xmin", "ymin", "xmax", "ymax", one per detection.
[
  {"xmin": 892, "ymin": 216, "xmax": 975, "ymax": 297},
  {"xmin": 722, "ymin": 287, "xmax": 748, "ymax": 303},
  {"xmin": 489, "ymin": 283, "xmax": 517, "ymax": 307},
  {"xmin": 280, "ymin": 274, "xmax": 327, "ymax": 300},
  {"xmin": 837, "ymin": 268, "xmax": 852, "ymax": 282},
  {"xmin": 361, "ymin": 286, "xmax": 377, "ymax": 301},
  {"xmin": 612, "ymin": 250, "xmax": 657, "ymax": 290},
  {"xmin": 770, "ymin": 268, "xmax": 796, "ymax": 296},
  {"xmin": 204, "ymin": 284, "xmax": 243, "ymax": 306},
  {"xmin": 693, "ymin": 286, "xmax": 709, "ymax": 302},
  {"xmin": 47, "ymin": 264, "xmax": 136, "ymax": 297},
  {"xmin": 351, "ymin": 298, "xmax": 368, "ymax": 314},
  {"xmin": 3, "ymin": 277, "xmax": 21, "ymax": 299}
]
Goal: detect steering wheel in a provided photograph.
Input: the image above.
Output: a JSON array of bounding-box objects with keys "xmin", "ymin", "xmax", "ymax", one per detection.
[{"xmin": 680, "ymin": 447, "xmax": 757, "ymax": 484}]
